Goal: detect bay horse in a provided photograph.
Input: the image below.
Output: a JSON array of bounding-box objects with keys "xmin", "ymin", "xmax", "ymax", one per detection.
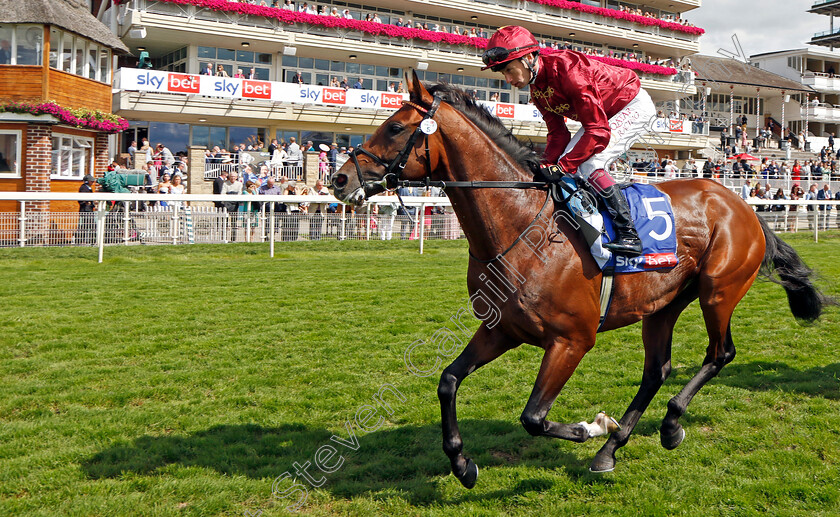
[{"xmin": 330, "ymin": 72, "xmax": 832, "ymax": 488}]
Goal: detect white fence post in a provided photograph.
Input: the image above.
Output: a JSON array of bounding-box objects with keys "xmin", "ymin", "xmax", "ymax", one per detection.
[
  {"xmin": 123, "ymin": 201, "xmax": 130, "ymax": 245},
  {"xmin": 419, "ymin": 203, "xmax": 426, "ymax": 255},
  {"xmin": 96, "ymin": 201, "xmax": 107, "ymax": 263},
  {"xmin": 269, "ymin": 202, "xmax": 275, "ymax": 257},
  {"xmin": 18, "ymin": 201, "xmax": 25, "ymax": 248},
  {"xmin": 340, "ymin": 204, "xmax": 346, "ymax": 241}
]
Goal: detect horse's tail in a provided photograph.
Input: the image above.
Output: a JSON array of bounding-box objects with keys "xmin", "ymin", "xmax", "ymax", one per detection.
[{"xmin": 757, "ymin": 215, "xmax": 835, "ymax": 322}]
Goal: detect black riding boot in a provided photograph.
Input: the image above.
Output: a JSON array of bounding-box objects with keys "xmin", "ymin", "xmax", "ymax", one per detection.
[{"xmin": 600, "ymin": 187, "xmax": 642, "ymax": 256}]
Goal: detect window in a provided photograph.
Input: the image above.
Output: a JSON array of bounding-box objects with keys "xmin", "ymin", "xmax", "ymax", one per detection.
[
  {"xmin": 0, "ymin": 24, "xmax": 43, "ymax": 65},
  {"xmin": 51, "ymin": 134, "xmax": 93, "ymax": 179},
  {"xmin": 0, "ymin": 131, "xmax": 22, "ymax": 177}
]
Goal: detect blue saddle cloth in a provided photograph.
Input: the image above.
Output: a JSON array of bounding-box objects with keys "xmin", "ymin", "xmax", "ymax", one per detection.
[
  {"xmin": 601, "ymin": 183, "xmax": 678, "ymax": 273},
  {"xmin": 558, "ymin": 179, "xmax": 678, "ymax": 274}
]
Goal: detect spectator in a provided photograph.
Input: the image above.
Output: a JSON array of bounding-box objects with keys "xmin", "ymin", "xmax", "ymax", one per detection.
[
  {"xmin": 201, "ymin": 62, "xmax": 214, "ymax": 76},
  {"xmin": 156, "ymin": 143, "xmax": 174, "ymax": 168},
  {"xmin": 259, "ymin": 175, "xmax": 284, "ymax": 232},
  {"xmin": 127, "ymin": 140, "xmax": 137, "ymax": 168},
  {"xmin": 305, "ymin": 140, "xmax": 315, "ymax": 152},
  {"xmin": 353, "ymin": 77, "xmax": 363, "ymax": 89},
  {"xmin": 222, "ymin": 171, "xmax": 244, "ymax": 241},
  {"xmin": 282, "ymin": 182, "xmax": 301, "ymax": 241},
  {"xmin": 292, "ymin": 70, "xmax": 304, "ymax": 85},
  {"xmin": 328, "ymin": 142, "xmax": 338, "ymax": 171},
  {"xmin": 213, "ymin": 170, "xmax": 229, "ymax": 209},
  {"xmin": 215, "ymin": 64, "xmax": 229, "ymax": 77},
  {"xmin": 287, "ymin": 137, "xmax": 303, "ymax": 169},
  {"xmin": 169, "ymin": 174, "xmax": 186, "ymax": 210},
  {"xmin": 239, "ymin": 180, "xmax": 261, "ymax": 240},
  {"xmin": 378, "ymin": 190, "xmax": 397, "ymax": 240},
  {"xmin": 76, "ymin": 174, "xmax": 96, "ymax": 245}
]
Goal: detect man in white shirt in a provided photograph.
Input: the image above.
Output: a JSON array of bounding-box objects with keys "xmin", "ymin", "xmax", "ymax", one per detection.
[{"xmin": 287, "ymin": 137, "xmax": 303, "ymax": 168}]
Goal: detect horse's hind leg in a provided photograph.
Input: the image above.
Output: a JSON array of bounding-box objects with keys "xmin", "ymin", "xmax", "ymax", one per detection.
[
  {"xmin": 519, "ymin": 333, "xmax": 596, "ymax": 444},
  {"xmin": 660, "ymin": 265, "xmax": 758, "ymax": 449},
  {"xmin": 438, "ymin": 325, "xmax": 517, "ymax": 489},
  {"xmin": 590, "ymin": 286, "xmax": 697, "ymax": 472}
]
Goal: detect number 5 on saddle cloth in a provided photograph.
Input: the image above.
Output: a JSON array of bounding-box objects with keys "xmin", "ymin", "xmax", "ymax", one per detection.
[{"xmin": 552, "ymin": 177, "xmax": 679, "ymax": 274}]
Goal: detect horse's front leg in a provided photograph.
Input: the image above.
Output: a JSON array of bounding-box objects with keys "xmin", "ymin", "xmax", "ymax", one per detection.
[
  {"xmin": 438, "ymin": 324, "xmax": 517, "ymax": 489},
  {"xmin": 519, "ymin": 334, "xmax": 595, "ymax": 443}
]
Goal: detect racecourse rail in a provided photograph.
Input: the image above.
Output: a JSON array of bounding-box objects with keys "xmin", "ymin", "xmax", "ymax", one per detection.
[{"xmin": 0, "ymin": 192, "xmax": 837, "ymax": 263}]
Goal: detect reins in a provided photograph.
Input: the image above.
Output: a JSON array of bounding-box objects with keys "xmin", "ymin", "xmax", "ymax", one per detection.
[{"xmin": 346, "ymin": 93, "xmax": 573, "ymax": 263}]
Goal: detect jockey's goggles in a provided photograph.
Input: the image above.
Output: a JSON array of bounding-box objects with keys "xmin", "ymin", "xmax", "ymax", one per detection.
[{"xmin": 482, "ymin": 45, "xmax": 538, "ymax": 71}]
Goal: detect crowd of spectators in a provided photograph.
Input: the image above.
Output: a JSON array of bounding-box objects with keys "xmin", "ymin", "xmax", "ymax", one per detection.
[
  {"xmin": 617, "ymin": 5, "xmax": 697, "ymax": 28},
  {"xmin": 213, "ymin": 0, "xmax": 689, "ymax": 75}
]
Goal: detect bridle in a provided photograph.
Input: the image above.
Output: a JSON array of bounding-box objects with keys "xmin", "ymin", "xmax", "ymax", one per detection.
[
  {"xmin": 342, "ymin": 92, "xmax": 573, "ymax": 263},
  {"xmin": 346, "ymin": 92, "xmax": 549, "ymax": 195}
]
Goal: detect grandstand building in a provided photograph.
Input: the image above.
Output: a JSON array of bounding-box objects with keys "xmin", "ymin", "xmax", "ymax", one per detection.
[
  {"xmin": 98, "ymin": 0, "xmax": 706, "ymax": 179},
  {"xmin": 751, "ymin": 48, "xmax": 840, "ymax": 148},
  {"xmin": 0, "ymin": 0, "xmax": 128, "ymax": 217}
]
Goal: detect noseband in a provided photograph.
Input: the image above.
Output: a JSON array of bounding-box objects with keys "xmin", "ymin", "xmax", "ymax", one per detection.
[
  {"xmin": 348, "ymin": 94, "xmax": 443, "ymax": 196},
  {"xmin": 343, "ymin": 92, "xmax": 568, "ymax": 264}
]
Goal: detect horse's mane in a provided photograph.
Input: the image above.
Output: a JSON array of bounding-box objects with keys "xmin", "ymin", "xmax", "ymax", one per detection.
[{"xmin": 424, "ymin": 83, "xmax": 541, "ymax": 175}]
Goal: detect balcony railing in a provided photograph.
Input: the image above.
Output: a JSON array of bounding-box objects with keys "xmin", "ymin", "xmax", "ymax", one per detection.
[
  {"xmin": 802, "ymin": 103, "xmax": 840, "ymax": 122},
  {"xmin": 802, "ymin": 71, "xmax": 840, "ymax": 91}
]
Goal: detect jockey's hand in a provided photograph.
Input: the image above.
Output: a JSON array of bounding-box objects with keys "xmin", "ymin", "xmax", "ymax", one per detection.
[{"xmin": 535, "ymin": 163, "xmax": 566, "ymax": 183}]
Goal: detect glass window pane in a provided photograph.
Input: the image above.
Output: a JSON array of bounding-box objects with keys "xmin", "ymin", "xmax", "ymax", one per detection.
[
  {"xmin": 209, "ymin": 127, "xmax": 227, "ymax": 149},
  {"xmin": 88, "ymin": 44, "xmax": 97, "ymax": 80},
  {"xmin": 61, "ymin": 35, "xmax": 72, "ymax": 72},
  {"xmin": 229, "ymin": 127, "xmax": 259, "ymax": 149},
  {"xmin": 73, "ymin": 149, "xmax": 83, "ymax": 177},
  {"xmin": 0, "ymin": 25, "xmax": 12, "ymax": 64},
  {"xmin": 376, "ymin": 80, "xmax": 388, "ymax": 91},
  {"xmin": 463, "ymin": 75, "xmax": 475, "ymax": 86},
  {"xmin": 301, "ymin": 72, "xmax": 311, "ymax": 84},
  {"xmin": 149, "ymin": 122, "xmax": 190, "ymax": 156},
  {"xmin": 16, "ymin": 25, "xmax": 43, "ymax": 65},
  {"xmin": 236, "ymin": 50, "xmax": 254, "ymax": 63},
  {"xmin": 389, "ymin": 67, "xmax": 401, "ymax": 77},
  {"xmin": 257, "ymin": 52, "xmax": 271, "ymax": 64},
  {"xmin": 330, "ymin": 60, "xmax": 345, "ymax": 72},
  {"xmin": 315, "ymin": 74, "xmax": 328, "ymax": 86},
  {"xmin": 74, "ymin": 37, "xmax": 85, "ymax": 76},
  {"xmin": 191, "ymin": 126, "xmax": 210, "ymax": 147},
  {"xmin": 255, "ymin": 67, "xmax": 270, "ymax": 80},
  {"xmin": 217, "ymin": 48, "xmax": 235, "ymax": 61},
  {"xmin": 361, "ymin": 64, "xmax": 374, "ymax": 75},
  {"xmin": 99, "ymin": 49, "xmax": 109, "ymax": 84},
  {"xmin": 282, "ymin": 55, "xmax": 297, "ymax": 67},
  {"xmin": 48, "ymin": 28, "xmax": 59, "ymax": 68},
  {"xmin": 198, "ymin": 46, "xmax": 215, "ymax": 59},
  {"xmin": 314, "ymin": 59, "xmax": 329, "ymax": 70},
  {"xmin": 375, "ymin": 66, "xmax": 387, "ymax": 77},
  {"xmin": 298, "ymin": 57, "xmax": 313, "ymax": 69},
  {"xmin": 0, "ymin": 132, "xmax": 19, "ymax": 174},
  {"xmin": 346, "ymin": 62, "xmax": 359, "ymax": 74}
]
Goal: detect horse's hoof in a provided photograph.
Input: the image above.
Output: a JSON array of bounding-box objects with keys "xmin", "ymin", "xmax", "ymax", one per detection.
[
  {"xmin": 589, "ymin": 452, "xmax": 616, "ymax": 473},
  {"xmin": 660, "ymin": 425, "xmax": 686, "ymax": 450},
  {"xmin": 458, "ymin": 458, "xmax": 479, "ymax": 489}
]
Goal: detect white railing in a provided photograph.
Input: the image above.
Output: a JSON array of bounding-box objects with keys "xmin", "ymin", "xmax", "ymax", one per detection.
[
  {"xmin": 268, "ymin": 163, "xmax": 304, "ymax": 181},
  {"xmin": 203, "ymin": 163, "xmax": 240, "ymax": 180},
  {"xmin": 0, "ymin": 192, "xmax": 457, "ymax": 261}
]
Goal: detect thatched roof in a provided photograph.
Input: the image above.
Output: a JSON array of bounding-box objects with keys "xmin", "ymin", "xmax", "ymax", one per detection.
[
  {"xmin": 691, "ymin": 54, "xmax": 811, "ymax": 93},
  {"xmin": 0, "ymin": 0, "xmax": 129, "ymax": 53}
]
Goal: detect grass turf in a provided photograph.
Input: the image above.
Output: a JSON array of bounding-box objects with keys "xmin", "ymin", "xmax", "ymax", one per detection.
[{"xmin": 0, "ymin": 235, "xmax": 839, "ymax": 516}]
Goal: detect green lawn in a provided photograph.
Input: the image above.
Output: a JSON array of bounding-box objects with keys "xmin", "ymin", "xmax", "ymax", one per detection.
[{"xmin": 1, "ymin": 235, "xmax": 839, "ymax": 516}]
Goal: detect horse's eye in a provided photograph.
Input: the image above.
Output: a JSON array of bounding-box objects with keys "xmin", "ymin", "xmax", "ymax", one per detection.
[{"xmin": 389, "ymin": 123, "xmax": 404, "ymax": 135}]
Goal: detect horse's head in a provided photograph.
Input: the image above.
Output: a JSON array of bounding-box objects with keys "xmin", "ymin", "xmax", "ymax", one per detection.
[{"xmin": 331, "ymin": 71, "xmax": 443, "ymax": 205}]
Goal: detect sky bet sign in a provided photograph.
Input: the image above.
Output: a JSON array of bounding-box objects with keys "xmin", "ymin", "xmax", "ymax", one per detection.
[{"xmin": 120, "ymin": 68, "xmax": 545, "ymax": 122}]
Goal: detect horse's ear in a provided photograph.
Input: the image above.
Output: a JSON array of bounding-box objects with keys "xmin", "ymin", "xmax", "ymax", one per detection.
[{"xmin": 405, "ymin": 69, "xmax": 433, "ymax": 105}]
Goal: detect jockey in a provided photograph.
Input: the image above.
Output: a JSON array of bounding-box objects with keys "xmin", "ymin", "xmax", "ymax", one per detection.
[{"xmin": 482, "ymin": 25, "xmax": 655, "ymax": 256}]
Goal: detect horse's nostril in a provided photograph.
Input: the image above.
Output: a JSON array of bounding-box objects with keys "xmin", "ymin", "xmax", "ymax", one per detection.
[{"xmin": 333, "ymin": 174, "xmax": 348, "ymax": 188}]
